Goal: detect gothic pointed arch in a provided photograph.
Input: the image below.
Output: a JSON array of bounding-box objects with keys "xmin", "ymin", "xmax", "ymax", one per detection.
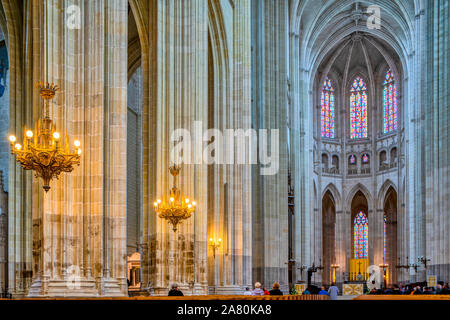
[
  {"xmin": 350, "ymin": 191, "xmax": 369, "ymax": 260},
  {"xmin": 346, "ymin": 183, "xmax": 372, "ymax": 208},
  {"xmin": 377, "ymin": 179, "xmax": 398, "ymax": 209},
  {"xmin": 322, "ymin": 190, "xmax": 336, "ymax": 286},
  {"xmin": 322, "ymin": 183, "xmax": 341, "ymax": 209},
  {"xmin": 383, "ymin": 186, "xmax": 398, "ymax": 285}
]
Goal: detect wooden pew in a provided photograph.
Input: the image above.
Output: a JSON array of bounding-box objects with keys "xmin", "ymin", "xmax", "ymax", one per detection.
[
  {"xmin": 0, "ymin": 295, "xmax": 329, "ymax": 301},
  {"xmin": 354, "ymin": 294, "xmax": 450, "ymax": 300}
]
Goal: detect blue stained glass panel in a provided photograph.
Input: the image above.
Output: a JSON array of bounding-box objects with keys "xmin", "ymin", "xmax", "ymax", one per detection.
[
  {"xmin": 383, "ymin": 70, "xmax": 397, "ymax": 133},
  {"xmin": 350, "ymin": 77, "xmax": 368, "ymax": 139},
  {"xmin": 354, "ymin": 211, "xmax": 368, "ymax": 259},
  {"xmin": 321, "ymin": 78, "xmax": 335, "ymax": 138}
]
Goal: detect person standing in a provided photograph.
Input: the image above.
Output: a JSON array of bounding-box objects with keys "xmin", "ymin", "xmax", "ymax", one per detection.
[
  {"xmin": 243, "ymin": 287, "xmax": 252, "ymax": 295},
  {"xmin": 328, "ymin": 283, "xmax": 339, "ymax": 300}
]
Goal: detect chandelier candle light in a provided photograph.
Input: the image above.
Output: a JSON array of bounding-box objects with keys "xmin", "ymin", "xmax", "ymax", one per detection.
[
  {"xmin": 153, "ymin": 165, "xmax": 196, "ymax": 232},
  {"xmin": 9, "ymin": 82, "xmax": 81, "ymax": 192}
]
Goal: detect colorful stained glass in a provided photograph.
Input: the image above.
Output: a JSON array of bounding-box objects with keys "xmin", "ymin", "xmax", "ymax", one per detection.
[
  {"xmin": 350, "ymin": 77, "xmax": 368, "ymax": 139},
  {"xmin": 321, "ymin": 77, "xmax": 335, "ymax": 138},
  {"xmin": 349, "ymin": 155, "xmax": 356, "ymax": 164},
  {"xmin": 383, "ymin": 70, "xmax": 397, "ymax": 133},
  {"xmin": 362, "ymin": 153, "xmax": 369, "ymax": 163},
  {"xmin": 354, "ymin": 211, "xmax": 368, "ymax": 259}
]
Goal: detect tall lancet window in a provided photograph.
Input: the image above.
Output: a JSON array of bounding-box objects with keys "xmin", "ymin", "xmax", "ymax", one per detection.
[
  {"xmin": 353, "ymin": 211, "xmax": 368, "ymax": 259},
  {"xmin": 383, "ymin": 69, "xmax": 398, "ymax": 133},
  {"xmin": 350, "ymin": 77, "xmax": 368, "ymax": 139},
  {"xmin": 321, "ymin": 77, "xmax": 335, "ymax": 138}
]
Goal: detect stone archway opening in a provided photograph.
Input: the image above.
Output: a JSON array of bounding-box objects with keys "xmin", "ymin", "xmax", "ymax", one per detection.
[
  {"xmin": 383, "ymin": 186, "xmax": 397, "ymax": 286},
  {"xmin": 322, "ymin": 190, "xmax": 336, "ymax": 286},
  {"xmin": 126, "ymin": 2, "xmax": 144, "ymax": 295},
  {"xmin": 350, "ymin": 191, "xmax": 369, "ymax": 281}
]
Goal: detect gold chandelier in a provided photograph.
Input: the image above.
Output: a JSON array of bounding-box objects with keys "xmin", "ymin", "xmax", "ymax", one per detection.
[
  {"xmin": 8, "ymin": 82, "xmax": 81, "ymax": 192},
  {"xmin": 153, "ymin": 165, "xmax": 196, "ymax": 231}
]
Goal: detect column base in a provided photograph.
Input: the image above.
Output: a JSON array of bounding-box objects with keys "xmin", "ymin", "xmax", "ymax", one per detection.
[
  {"xmin": 214, "ymin": 285, "xmax": 245, "ymax": 295},
  {"xmin": 27, "ymin": 276, "xmax": 127, "ymax": 297},
  {"xmin": 150, "ymin": 283, "xmax": 208, "ymax": 296},
  {"xmin": 98, "ymin": 277, "xmax": 127, "ymax": 297},
  {"xmin": 27, "ymin": 276, "xmax": 99, "ymax": 298}
]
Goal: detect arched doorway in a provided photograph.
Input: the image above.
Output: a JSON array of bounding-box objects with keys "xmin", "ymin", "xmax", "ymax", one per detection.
[
  {"xmin": 350, "ymin": 191, "xmax": 369, "ymax": 281},
  {"xmin": 383, "ymin": 187, "xmax": 397, "ymax": 286},
  {"xmin": 126, "ymin": 2, "xmax": 144, "ymax": 295},
  {"xmin": 322, "ymin": 190, "xmax": 336, "ymax": 285}
]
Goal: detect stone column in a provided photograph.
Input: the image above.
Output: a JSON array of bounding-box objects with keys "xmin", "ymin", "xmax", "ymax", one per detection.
[
  {"xmin": 424, "ymin": 0, "xmax": 449, "ymax": 283},
  {"xmin": 2, "ymin": 0, "xmax": 35, "ymax": 297},
  {"xmin": 102, "ymin": 0, "xmax": 128, "ymax": 296},
  {"xmin": 25, "ymin": 0, "xmax": 127, "ymax": 297},
  {"xmin": 144, "ymin": 0, "xmax": 209, "ymax": 296},
  {"xmin": 207, "ymin": 0, "xmax": 252, "ymax": 295},
  {"xmin": 251, "ymin": 0, "xmax": 289, "ymax": 292}
]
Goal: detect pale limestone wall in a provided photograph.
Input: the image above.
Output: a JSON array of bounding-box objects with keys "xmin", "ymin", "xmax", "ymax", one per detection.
[
  {"xmin": 127, "ymin": 67, "xmax": 142, "ymax": 257},
  {"xmin": 5, "ymin": 0, "xmax": 128, "ymax": 297},
  {"xmin": 289, "ymin": 0, "xmax": 449, "ymax": 287},
  {"xmin": 424, "ymin": 0, "xmax": 450, "ymax": 283},
  {"xmin": 0, "ymin": 49, "xmax": 8, "ymax": 192},
  {"xmin": 0, "ymin": 172, "xmax": 6, "ymax": 296},
  {"xmin": 251, "ymin": 0, "xmax": 289, "ymax": 292}
]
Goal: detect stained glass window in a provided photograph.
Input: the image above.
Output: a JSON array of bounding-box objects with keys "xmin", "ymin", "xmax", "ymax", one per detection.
[
  {"xmin": 354, "ymin": 211, "xmax": 368, "ymax": 259},
  {"xmin": 350, "ymin": 77, "xmax": 368, "ymax": 139},
  {"xmin": 383, "ymin": 70, "xmax": 397, "ymax": 133},
  {"xmin": 349, "ymin": 155, "xmax": 356, "ymax": 164},
  {"xmin": 321, "ymin": 77, "xmax": 335, "ymax": 138},
  {"xmin": 362, "ymin": 153, "xmax": 369, "ymax": 163}
]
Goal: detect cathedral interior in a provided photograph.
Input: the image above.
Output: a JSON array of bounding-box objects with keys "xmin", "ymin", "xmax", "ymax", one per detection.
[{"xmin": 0, "ymin": 0, "xmax": 448, "ymax": 298}]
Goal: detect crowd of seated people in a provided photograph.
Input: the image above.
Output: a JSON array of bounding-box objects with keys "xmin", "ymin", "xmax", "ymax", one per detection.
[{"xmin": 368, "ymin": 282, "xmax": 450, "ymax": 295}]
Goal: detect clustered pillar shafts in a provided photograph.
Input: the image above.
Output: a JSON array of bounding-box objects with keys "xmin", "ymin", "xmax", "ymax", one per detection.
[
  {"xmin": 424, "ymin": 0, "xmax": 450, "ymax": 283},
  {"xmin": 251, "ymin": 0, "xmax": 289, "ymax": 292},
  {"xmin": 13, "ymin": 0, "xmax": 128, "ymax": 297},
  {"xmin": 143, "ymin": 0, "xmax": 210, "ymax": 295}
]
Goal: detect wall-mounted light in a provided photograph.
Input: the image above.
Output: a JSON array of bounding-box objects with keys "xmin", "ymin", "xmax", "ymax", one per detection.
[{"xmin": 209, "ymin": 237, "xmax": 222, "ymax": 258}]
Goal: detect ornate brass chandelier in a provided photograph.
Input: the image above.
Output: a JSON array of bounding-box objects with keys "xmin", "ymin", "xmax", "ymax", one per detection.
[
  {"xmin": 8, "ymin": 82, "xmax": 81, "ymax": 192},
  {"xmin": 153, "ymin": 165, "xmax": 196, "ymax": 231}
]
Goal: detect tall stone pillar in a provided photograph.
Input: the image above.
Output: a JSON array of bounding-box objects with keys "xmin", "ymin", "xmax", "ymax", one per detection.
[
  {"xmin": 144, "ymin": 0, "xmax": 209, "ymax": 296},
  {"xmin": 424, "ymin": 0, "xmax": 449, "ymax": 283},
  {"xmin": 24, "ymin": 0, "xmax": 127, "ymax": 297},
  {"xmin": 2, "ymin": 0, "xmax": 35, "ymax": 297},
  {"xmin": 251, "ymin": 0, "xmax": 289, "ymax": 292},
  {"xmin": 207, "ymin": 0, "xmax": 253, "ymax": 295}
]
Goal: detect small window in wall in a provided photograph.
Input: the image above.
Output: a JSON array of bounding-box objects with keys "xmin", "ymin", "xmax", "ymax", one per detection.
[
  {"xmin": 362, "ymin": 153, "xmax": 370, "ymax": 164},
  {"xmin": 348, "ymin": 155, "xmax": 357, "ymax": 175},
  {"xmin": 379, "ymin": 150, "xmax": 387, "ymax": 170},
  {"xmin": 390, "ymin": 147, "xmax": 397, "ymax": 165},
  {"xmin": 349, "ymin": 154, "xmax": 356, "ymax": 165},
  {"xmin": 322, "ymin": 153, "xmax": 329, "ymax": 170},
  {"xmin": 332, "ymin": 155, "xmax": 339, "ymax": 170},
  {"xmin": 361, "ymin": 153, "xmax": 370, "ymax": 174}
]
